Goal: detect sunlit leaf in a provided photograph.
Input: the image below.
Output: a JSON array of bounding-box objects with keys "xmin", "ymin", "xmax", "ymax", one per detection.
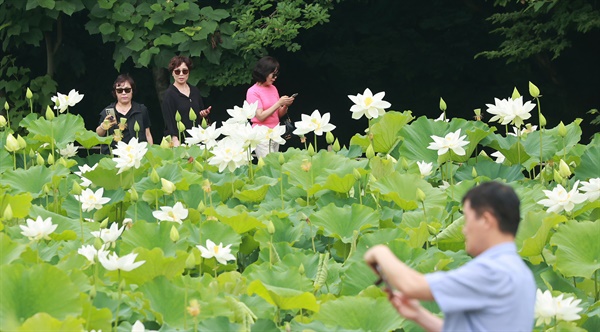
[
  {"xmin": 18, "ymin": 312, "xmax": 84, "ymax": 331},
  {"xmin": 1, "ymin": 165, "xmax": 70, "ymax": 197},
  {"xmin": 309, "ymin": 203, "xmax": 379, "ymax": 243},
  {"xmin": 550, "ymin": 220, "xmax": 600, "ymax": 278},
  {"xmin": 247, "ymin": 279, "xmax": 319, "ymax": 311},
  {"xmin": 313, "ymin": 296, "xmax": 405, "ymax": 331}
]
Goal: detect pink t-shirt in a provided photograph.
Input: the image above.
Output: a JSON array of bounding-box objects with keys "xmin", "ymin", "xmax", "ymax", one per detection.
[{"xmin": 247, "ymin": 83, "xmax": 280, "ymax": 128}]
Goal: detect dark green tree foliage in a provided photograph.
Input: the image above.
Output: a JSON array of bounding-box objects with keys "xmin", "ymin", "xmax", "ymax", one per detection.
[{"xmin": 479, "ymin": 0, "xmax": 600, "ymax": 62}]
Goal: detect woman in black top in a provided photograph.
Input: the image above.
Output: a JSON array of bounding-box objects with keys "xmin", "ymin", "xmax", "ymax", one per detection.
[
  {"xmin": 161, "ymin": 55, "xmax": 211, "ymax": 146},
  {"xmin": 96, "ymin": 74, "xmax": 153, "ymax": 154}
]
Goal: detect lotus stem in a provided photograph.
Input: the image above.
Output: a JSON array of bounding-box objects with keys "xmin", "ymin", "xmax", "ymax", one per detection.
[
  {"xmin": 314, "ymin": 133, "xmax": 317, "ymax": 152},
  {"xmin": 595, "ymin": 269, "xmax": 598, "ymax": 302},
  {"xmin": 22, "ymin": 150, "xmax": 27, "ymax": 170},
  {"xmin": 536, "ymin": 96, "xmax": 543, "ymax": 183},
  {"xmin": 12, "ymin": 151, "xmax": 16, "ymax": 170},
  {"xmin": 114, "ymin": 270, "xmax": 122, "ymax": 332},
  {"xmin": 280, "ymin": 165, "xmax": 284, "ymax": 210},
  {"xmin": 79, "ymin": 203, "xmax": 84, "ymax": 244}
]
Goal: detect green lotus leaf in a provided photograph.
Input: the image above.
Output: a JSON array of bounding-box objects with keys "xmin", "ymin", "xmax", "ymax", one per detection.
[
  {"xmin": 455, "ymin": 159, "xmax": 525, "ymax": 182},
  {"xmin": 209, "ymin": 205, "xmax": 265, "ymax": 234},
  {"xmin": 18, "ymin": 312, "xmax": 85, "ymax": 331},
  {"xmin": 319, "ymin": 172, "xmax": 356, "ymax": 194},
  {"xmin": 0, "ymin": 263, "xmax": 82, "ymax": 331},
  {"xmin": 80, "ymin": 294, "xmax": 112, "ymax": 332},
  {"xmin": 144, "ymin": 145, "xmax": 176, "ymax": 167},
  {"xmin": 254, "ymin": 214, "xmax": 303, "ymax": 246},
  {"xmin": 0, "ymin": 150, "xmax": 12, "ymax": 173},
  {"xmin": 349, "ymin": 111, "xmax": 415, "ymax": 153},
  {"xmin": 369, "ymin": 155, "xmax": 396, "ymax": 180},
  {"xmin": 0, "ymin": 192, "xmax": 32, "ymax": 219},
  {"xmin": 112, "ymin": 247, "xmax": 187, "ymax": 285},
  {"xmin": 309, "ymin": 203, "xmax": 379, "ymax": 243},
  {"xmin": 197, "ymin": 316, "xmax": 241, "ymax": 332},
  {"xmin": 0, "ymin": 165, "xmax": 70, "ymax": 197},
  {"xmin": 574, "ymin": 133, "xmax": 600, "ymax": 181},
  {"xmin": 247, "ymin": 279, "xmax": 319, "ymax": 311},
  {"xmin": 433, "ymin": 215, "xmax": 465, "ymax": 251},
  {"xmin": 75, "ymin": 130, "xmax": 112, "ymax": 150},
  {"xmin": 0, "ymin": 233, "xmax": 25, "ymax": 265},
  {"xmin": 339, "ymin": 260, "xmax": 379, "ymax": 296},
  {"xmin": 83, "ymin": 158, "xmax": 135, "ymax": 190},
  {"xmin": 120, "ymin": 220, "xmax": 189, "ymax": 257},
  {"xmin": 519, "ymin": 130, "xmax": 560, "ymax": 161},
  {"xmin": 138, "ymin": 276, "xmax": 187, "ymax": 327},
  {"xmin": 192, "ymin": 219, "xmax": 242, "ymax": 254},
  {"xmin": 26, "ymin": 113, "xmax": 86, "ymax": 147},
  {"xmin": 538, "ymin": 266, "xmax": 583, "ymax": 298},
  {"xmin": 517, "ymin": 211, "xmax": 566, "ymax": 261},
  {"xmin": 313, "ymin": 296, "xmax": 405, "ymax": 331},
  {"xmin": 234, "ymin": 176, "xmax": 278, "ymax": 202},
  {"xmin": 370, "ymin": 172, "xmax": 426, "ymax": 210},
  {"xmin": 550, "ymin": 220, "xmax": 600, "ymax": 278}
]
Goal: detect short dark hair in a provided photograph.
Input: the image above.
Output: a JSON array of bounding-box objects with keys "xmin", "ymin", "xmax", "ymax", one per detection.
[
  {"xmin": 252, "ymin": 56, "xmax": 279, "ymax": 83},
  {"xmin": 462, "ymin": 181, "xmax": 521, "ymax": 236},
  {"xmin": 111, "ymin": 74, "xmax": 135, "ymax": 98},
  {"xmin": 168, "ymin": 55, "xmax": 193, "ymax": 72}
]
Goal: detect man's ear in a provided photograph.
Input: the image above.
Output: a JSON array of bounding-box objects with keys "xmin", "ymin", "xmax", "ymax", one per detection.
[{"xmin": 482, "ymin": 211, "xmax": 498, "ymax": 230}]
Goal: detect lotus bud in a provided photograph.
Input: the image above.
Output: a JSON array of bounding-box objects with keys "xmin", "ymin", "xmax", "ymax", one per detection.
[
  {"xmin": 44, "ymin": 105, "xmax": 55, "ymax": 120},
  {"xmin": 558, "ymin": 159, "xmax": 571, "ymax": 178},
  {"xmin": 160, "ymin": 136, "xmax": 171, "ymax": 149},
  {"xmin": 16, "ymin": 135, "xmax": 26, "ymax": 150},
  {"xmin": 175, "ymin": 111, "xmax": 182, "ymax": 122},
  {"xmin": 134, "ymin": 121, "xmax": 140, "ymax": 133},
  {"xmin": 401, "ymin": 157, "xmax": 409, "ymax": 171},
  {"xmin": 129, "ymin": 187, "xmax": 138, "ymax": 202},
  {"xmin": 256, "ymin": 157, "xmax": 265, "ymax": 169},
  {"xmin": 170, "ymin": 225, "xmax": 180, "ymax": 242},
  {"xmin": 26, "ymin": 87, "xmax": 33, "ymax": 99},
  {"xmin": 201, "ymin": 117, "xmax": 208, "ymax": 129},
  {"xmin": 36, "ymin": 153, "xmax": 44, "ymax": 166},
  {"xmin": 278, "ymin": 153, "xmax": 285, "ymax": 165},
  {"xmin": 298, "ymin": 263, "xmax": 305, "ymax": 275},
  {"xmin": 119, "ymin": 278, "xmax": 127, "ymax": 290},
  {"xmin": 416, "ymin": 188, "xmax": 426, "ymax": 202},
  {"xmin": 539, "ymin": 113, "xmax": 547, "ymax": 127},
  {"xmin": 267, "ymin": 220, "xmax": 275, "ymax": 235},
  {"xmin": 528, "ymin": 81, "xmax": 540, "ymax": 98},
  {"xmin": 193, "ymin": 159, "xmax": 204, "ymax": 172},
  {"xmin": 189, "ymin": 108, "xmax": 197, "ymax": 122},
  {"xmin": 177, "ymin": 121, "xmax": 186, "ymax": 133},
  {"xmin": 186, "ymin": 299, "xmax": 201, "ymax": 317},
  {"xmin": 197, "ymin": 200, "xmax": 206, "ymax": 213},
  {"xmin": 511, "ymin": 87, "xmax": 520, "ymax": 100},
  {"xmin": 326, "ymin": 131, "xmax": 334, "ymax": 144},
  {"xmin": 3, "ymin": 101, "xmax": 8, "ymax": 111},
  {"xmin": 332, "ymin": 138, "xmax": 340, "ymax": 152},
  {"xmin": 72, "ymin": 181, "xmax": 82, "ymax": 195},
  {"xmin": 28, "ymin": 148, "xmax": 35, "ymax": 158},
  {"xmin": 161, "ymin": 178, "xmax": 176, "ymax": 194},
  {"xmin": 93, "ymin": 237, "xmax": 104, "ymax": 250},
  {"xmin": 353, "ymin": 168, "xmax": 362, "ymax": 181},
  {"xmin": 553, "ymin": 169, "xmax": 563, "ymax": 184},
  {"xmin": 439, "ymin": 97, "xmax": 447, "ymax": 111},
  {"xmin": 46, "ymin": 153, "xmax": 54, "ymax": 165},
  {"xmin": 365, "ymin": 144, "xmax": 375, "ymax": 159},
  {"xmin": 185, "ymin": 252, "xmax": 196, "ymax": 269},
  {"xmin": 42, "ymin": 183, "xmax": 52, "ymax": 195},
  {"xmin": 471, "ymin": 167, "xmax": 478, "ymax": 178},
  {"xmin": 427, "ymin": 224, "xmax": 437, "ymax": 236},
  {"xmin": 5, "ymin": 134, "xmax": 19, "ymax": 152},
  {"xmin": 99, "ymin": 218, "xmax": 109, "ymax": 228},
  {"xmin": 307, "ymin": 143, "xmax": 315, "ymax": 156},
  {"xmin": 3, "ymin": 204, "xmax": 13, "ymax": 220},
  {"xmin": 0, "ymin": 115, "xmax": 6, "ymax": 128},
  {"xmin": 557, "ymin": 121, "xmax": 567, "ymax": 137},
  {"xmin": 150, "ymin": 168, "xmax": 160, "ymax": 183}
]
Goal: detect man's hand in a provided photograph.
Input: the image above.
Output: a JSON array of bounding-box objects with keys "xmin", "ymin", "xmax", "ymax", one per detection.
[{"xmin": 387, "ymin": 290, "xmax": 423, "ymax": 321}]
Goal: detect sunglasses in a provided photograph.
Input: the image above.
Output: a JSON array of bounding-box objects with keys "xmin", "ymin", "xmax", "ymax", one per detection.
[
  {"xmin": 115, "ymin": 88, "xmax": 132, "ymax": 94},
  {"xmin": 174, "ymin": 69, "xmax": 189, "ymax": 75}
]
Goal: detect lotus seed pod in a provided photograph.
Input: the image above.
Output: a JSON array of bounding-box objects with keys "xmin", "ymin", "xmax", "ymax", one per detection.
[
  {"xmin": 528, "ymin": 81, "xmax": 540, "ymax": 98},
  {"xmin": 473, "ymin": 108, "xmax": 482, "ymax": 121},
  {"xmin": 45, "ymin": 106, "xmax": 54, "ymax": 120},
  {"xmin": 557, "ymin": 121, "xmax": 567, "ymax": 137},
  {"xmin": 365, "ymin": 144, "xmax": 375, "ymax": 159},
  {"xmin": 150, "ymin": 168, "xmax": 160, "ymax": 183},
  {"xmin": 307, "ymin": 143, "xmax": 315, "ymax": 156},
  {"xmin": 177, "ymin": 121, "xmax": 186, "ymax": 133},
  {"xmin": 175, "ymin": 111, "xmax": 181, "ymax": 122},
  {"xmin": 185, "ymin": 252, "xmax": 196, "ymax": 269},
  {"xmin": 511, "ymin": 87, "xmax": 520, "ymax": 100},
  {"xmin": 26, "ymin": 88, "xmax": 33, "ymax": 99},
  {"xmin": 189, "ymin": 107, "xmax": 197, "ymax": 121},
  {"xmin": 416, "ymin": 188, "xmax": 426, "ymax": 202},
  {"xmin": 267, "ymin": 220, "xmax": 275, "ymax": 235},
  {"xmin": 332, "ymin": 138, "xmax": 341, "ymax": 152},
  {"xmin": 3, "ymin": 204, "xmax": 13, "ymax": 220},
  {"xmin": 326, "ymin": 131, "xmax": 334, "ymax": 144},
  {"xmin": 187, "ymin": 299, "xmax": 201, "ymax": 317},
  {"xmin": 439, "ymin": 97, "xmax": 447, "ymax": 111},
  {"xmin": 170, "ymin": 225, "xmax": 180, "ymax": 242},
  {"xmin": 558, "ymin": 159, "xmax": 571, "ymax": 178}
]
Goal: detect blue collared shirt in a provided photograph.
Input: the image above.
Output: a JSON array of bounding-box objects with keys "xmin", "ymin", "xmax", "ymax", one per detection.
[{"xmin": 425, "ymin": 242, "xmax": 536, "ymax": 332}]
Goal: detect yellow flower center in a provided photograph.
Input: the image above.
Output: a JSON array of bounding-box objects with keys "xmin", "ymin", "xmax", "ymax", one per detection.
[
  {"xmin": 213, "ymin": 246, "xmax": 219, "ymax": 254},
  {"xmin": 364, "ymin": 97, "xmax": 373, "ymax": 107}
]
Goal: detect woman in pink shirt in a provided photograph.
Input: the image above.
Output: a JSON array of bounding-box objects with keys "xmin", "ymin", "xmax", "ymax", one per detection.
[{"xmin": 246, "ymin": 56, "xmax": 295, "ymax": 158}]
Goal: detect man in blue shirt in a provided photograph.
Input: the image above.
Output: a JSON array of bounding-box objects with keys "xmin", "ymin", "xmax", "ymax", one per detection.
[{"xmin": 364, "ymin": 182, "xmax": 536, "ymax": 331}]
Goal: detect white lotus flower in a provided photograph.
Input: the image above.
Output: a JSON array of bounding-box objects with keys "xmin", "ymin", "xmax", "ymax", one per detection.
[
  {"xmin": 208, "ymin": 137, "xmax": 248, "ymax": 172},
  {"xmin": 534, "ymin": 289, "xmax": 583, "ymax": 326},
  {"xmin": 78, "ymin": 244, "xmax": 98, "ymax": 263},
  {"xmin": 226, "ymin": 100, "xmax": 257, "ymax": 123},
  {"xmin": 486, "ymin": 96, "xmax": 535, "ymax": 128},
  {"xmin": 98, "ymin": 249, "xmax": 145, "ymax": 272},
  {"xmin": 580, "ymin": 178, "xmax": 600, "ymax": 202},
  {"xmin": 434, "ymin": 113, "xmax": 449, "ymax": 122},
  {"xmin": 427, "ymin": 128, "xmax": 470, "ymax": 156},
  {"xmin": 508, "ymin": 124, "xmax": 538, "ymax": 137},
  {"xmin": 491, "ymin": 151, "xmax": 505, "ymax": 164},
  {"xmin": 348, "ymin": 88, "xmax": 391, "ymax": 120},
  {"xmin": 132, "ymin": 320, "xmax": 158, "ymax": 332},
  {"xmin": 74, "ymin": 163, "xmax": 98, "ymax": 187},
  {"xmin": 417, "ymin": 161, "xmax": 433, "ymax": 177},
  {"xmin": 91, "ymin": 222, "xmax": 125, "ymax": 244},
  {"xmin": 52, "ymin": 89, "xmax": 84, "ymax": 113},
  {"xmin": 263, "ymin": 125, "xmax": 286, "ymax": 145},
  {"xmin": 112, "ymin": 138, "xmax": 148, "ymax": 174},
  {"xmin": 537, "ymin": 181, "xmax": 587, "ymax": 213},
  {"xmin": 293, "ymin": 109, "xmax": 336, "ymax": 136},
  {"xmin": 74, "ymin": 188, "xmax": 111, "ymax": 212},
  {"xmin": 152, "ymin": 202, "xmax": 189, "ymax": 224},
  {"xmin": 197, "ymin": 239, "xmax": 236, "ymax": 265},
  {"xmin": 20, "ymin": 216, "xmax": 58, "ymax": 240},
  {"xmin": 59, "ymin": 143, "xmax": 78, "ymax": 158},
  {"xmin": 186, "ymin": 122, "xmax": 222, "ymax": 149},
  {"xmin": 221, "ymin": 122, "xmax": 265, "ymax": 151}
]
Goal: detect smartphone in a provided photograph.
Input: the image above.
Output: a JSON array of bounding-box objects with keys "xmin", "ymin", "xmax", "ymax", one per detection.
[
  {"xmin": 106, "ymin": 108, "xmax": 116, "ymax": 120},
  {"xmin": 374, "ymin": 264, "xmax": 392, "ymax": 290},
  {"xmin": 291, "ymin": 93, "xmax": 298, "ymax": 98}
]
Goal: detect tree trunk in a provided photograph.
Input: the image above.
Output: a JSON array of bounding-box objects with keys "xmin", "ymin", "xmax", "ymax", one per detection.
[{"xmin": 152, "ymin": 65, "xmax": 170, "ymax": 105}]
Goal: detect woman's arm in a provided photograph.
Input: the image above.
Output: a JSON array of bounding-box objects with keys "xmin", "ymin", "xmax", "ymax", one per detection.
[{"xmin": 145, "ymin": 128, "xmax": 153, "ymax": 145}]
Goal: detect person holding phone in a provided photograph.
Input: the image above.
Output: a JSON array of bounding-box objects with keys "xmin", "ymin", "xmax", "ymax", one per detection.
[
  {"xmin": 246, "ymin": 56, "xmax": 295, "ymax": 158},
  {"xmin": 161, "ymin": 55, "xmax": 211, "ymax": 147},
  {"xmin": 96, "ymin": 74, "xmax": 153, "ymax": 154}
]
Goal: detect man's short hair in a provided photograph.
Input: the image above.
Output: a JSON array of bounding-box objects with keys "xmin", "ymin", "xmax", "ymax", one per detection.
[{"xmin": 462, "ymin": 181, "xmax": 521, "ymax": 236}]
